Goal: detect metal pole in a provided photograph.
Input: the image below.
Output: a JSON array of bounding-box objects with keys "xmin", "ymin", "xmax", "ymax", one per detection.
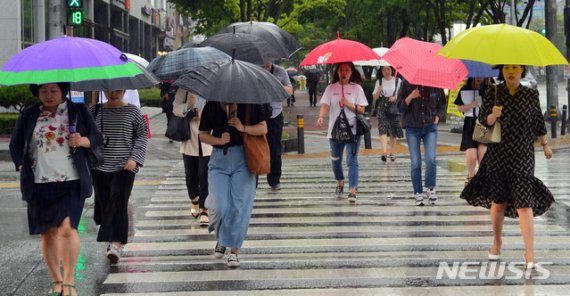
[
  {"xmin": 364, "ymin": 112, "xmax": 372, "ymax": 149},
  {"xmin": 550, "ymin": 105, "xmax": 558, "ymax": 139},
  {"xmin": 546, "ymin": 0, "xmax": 560, "ymax": 114},
  {"xmin": 296, "ymin": 114, "xmax": 305, "ymax": 154},
  {"xmin": 511, "ymin": 0, "xmax": 517, "ymax": 25},
  {"xmin": 565, "ymin": 1, "xmax": 570, "ymax": 118},
  {"xmin": 562, "ymin": 105, "xmax": 567, "ymax": 135}
]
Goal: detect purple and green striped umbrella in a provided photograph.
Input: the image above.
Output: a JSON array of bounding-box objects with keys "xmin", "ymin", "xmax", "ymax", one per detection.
[{"xmin": 0, "ymin": 36, "xmax": 143, "ymax": 85}]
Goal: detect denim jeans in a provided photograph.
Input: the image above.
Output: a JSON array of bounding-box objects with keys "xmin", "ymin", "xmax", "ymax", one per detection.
[
  {"xmin": 329, "ymin": 137, "xmax": 361, "ymax": 190},
  {"xmin": 405, "ymin": 124, "xmax": 438, "ymax": 194},
  {"xmin": 205, "ymin": 146, "xmax": 256, "ymax": 249}
]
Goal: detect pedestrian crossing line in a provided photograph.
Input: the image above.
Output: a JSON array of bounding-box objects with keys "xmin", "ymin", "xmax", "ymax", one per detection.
[
  {"xmin": 98, "ymin": 154, "xmax": 570, "ymax": 295},
  {"xmin": 122, "ymin": 235, "xmax": 570, "ymax": 254},
  {"xmin": 97, "ymin": 285, "xmax": 570, "ymax": 296}
]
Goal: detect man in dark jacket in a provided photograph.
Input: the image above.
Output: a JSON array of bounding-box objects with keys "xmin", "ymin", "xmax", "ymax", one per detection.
[
  {"xmin": 306, "ymin": 70, "xmax": 320, "ymax": 107},
  {"xmin": 398, "ymin": 80, "xmax": 446, "ymax": 206}
]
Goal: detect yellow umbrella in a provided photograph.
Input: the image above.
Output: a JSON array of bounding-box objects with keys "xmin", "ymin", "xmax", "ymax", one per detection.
[{"xmin": 438, "ymin": 24, "xmax": 568, "ymax": 67}]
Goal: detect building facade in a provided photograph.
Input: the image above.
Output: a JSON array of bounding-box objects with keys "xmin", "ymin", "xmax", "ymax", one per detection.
[{"xmin": 0, "ymin": 0, "xmax": 191, "ymax": 68}]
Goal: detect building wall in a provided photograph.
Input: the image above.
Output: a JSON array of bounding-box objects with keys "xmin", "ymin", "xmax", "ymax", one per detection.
[
  {"xmin": 0, "ymin": 0, "xmax": 22, "ymax": 68},
  {"xmin": 0, "ymin": 0, "xmax": 166, "ymax": 69}
]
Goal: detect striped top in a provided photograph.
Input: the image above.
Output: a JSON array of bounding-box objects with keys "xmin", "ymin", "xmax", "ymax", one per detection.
[{"xmin": 89, "ymin": 104, "xmax": 148, "ymax": 173}]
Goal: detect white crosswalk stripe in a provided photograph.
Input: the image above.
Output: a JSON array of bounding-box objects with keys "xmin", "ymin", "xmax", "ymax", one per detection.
[{"xmin": 99, "ymin": 155, "xmax": 570, "ymax": 295}]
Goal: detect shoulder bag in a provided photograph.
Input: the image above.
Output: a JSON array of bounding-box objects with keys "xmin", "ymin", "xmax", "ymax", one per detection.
[
  {"xmin": 386, "ymin": 78, "xmax": 401, "ymax": 115},
  {"xmin": 165, "ymin": 92, "xmax": 194, "ymax": 142},
  {"xmin": 472, "ymin": 85, "xmax": 501, "ymax": 144},
  {"xmin": 331, "ymin": 108, "xmax": 355, "ymax": 143},
  {"xmin": 243, "ymin": 105, "xmax": 271, "ymax": 175}
]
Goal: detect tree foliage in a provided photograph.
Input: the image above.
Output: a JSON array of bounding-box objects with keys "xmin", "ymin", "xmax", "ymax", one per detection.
[
  {"xmin": 0, "ymin": 85, "xmax": 37, "ymax": 112},
  {"xmin": 169, "ymin": 0, "xmax": 545, "ymax": 51}
]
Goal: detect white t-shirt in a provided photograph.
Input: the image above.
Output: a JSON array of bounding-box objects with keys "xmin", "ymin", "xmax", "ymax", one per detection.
[
  {"xmin": 100, "ymin": 89, "xmax": 141, "ymax": 108},
  {"xmin": 320, "ymin": 82, "xmax": 368, "ymax": 139},
  {"xmin": 373, "ymin": 77, "xmax": 400, "ymax": 98}
]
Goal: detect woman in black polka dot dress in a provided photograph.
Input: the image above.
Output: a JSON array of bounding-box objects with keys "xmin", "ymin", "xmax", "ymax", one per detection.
[{"xmin": 460, "ymin": 64, "xmax": 553, "ymax": 268}]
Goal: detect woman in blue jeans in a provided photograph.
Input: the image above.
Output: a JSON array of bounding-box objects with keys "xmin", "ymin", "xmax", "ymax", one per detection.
[
  {"xmin": 199, "ymin": 101, "xmax": 267, "ymax": 268},
  {"xmin": 398, "ymin": 80, "xmax": 446, "ymax": 206},
  {"xmin": 317, "ymin": 62, "xmax": 368, "ymax": 203}
]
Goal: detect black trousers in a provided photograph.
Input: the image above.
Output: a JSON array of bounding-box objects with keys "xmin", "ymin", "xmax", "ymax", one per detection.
[
  {"xmin": 308, "ymin": 87, "xmax": 318, "ymax": 106},
  {"xmin": 266, "ymin": 113, "xmax": 283, "ymax": 187},
  {"xmin": 93, "ymin": 170, "xmax": 135, "ymax": 244},
  {"xmin": 183, "ymin": 154, "xmax": 210, "ymax": 209}
]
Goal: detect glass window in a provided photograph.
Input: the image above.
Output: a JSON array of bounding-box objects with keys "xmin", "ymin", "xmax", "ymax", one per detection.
[{"xmin": 21, "ymin": 0, "xmax": 35, "ymax": 48}]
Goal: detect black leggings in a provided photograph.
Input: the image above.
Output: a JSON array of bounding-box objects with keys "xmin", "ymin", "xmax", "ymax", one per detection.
[{"xmin": 183, "ymin": 154, "xmax": 210, "ymax": 209}]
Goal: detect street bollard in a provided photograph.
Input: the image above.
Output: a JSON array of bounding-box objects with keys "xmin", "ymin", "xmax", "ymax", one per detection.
[
  {"xmin": 550, "ymin": 105, "xmax": 557, "ymax": 139},
  {"xmin": 562, "ymin": 105, "xmax": 567, "ymax": 136},
  {"xmin": 364, "ymin": 112, "xmax": 372, "ymax": 149},
  {"xmin": 296, "ymin": 114, "xmax": 305, "ymax": 154}
]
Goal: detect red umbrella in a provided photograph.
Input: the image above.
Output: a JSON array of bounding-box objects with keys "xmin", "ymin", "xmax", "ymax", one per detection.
[
  {"xmin": 382, "ymin": 37, "xmax": 468, "ymax": 90},
  {"xmin": 300, "ymin": 32, "xmax": 380, "ymax": 66}
]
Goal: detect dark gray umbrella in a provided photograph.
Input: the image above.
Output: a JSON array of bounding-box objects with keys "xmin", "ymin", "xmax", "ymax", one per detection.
[
  {"xmin": 199, "ymin": 32, "xmax": 282, "ymax": 65},
  {"xmin": 173, "ymin": 59, "xmax": 290, "ymax": 104},
  {"xmin": 218, "ymin": 21, "xmax": 301, "ymax": 59},
  {"xmin": 71, "ymin": 62, "xmax": 159, "ymax": 91},
  {"xmin": 147, "ymin": 47, "xmax": 231, "ymax": 81}
]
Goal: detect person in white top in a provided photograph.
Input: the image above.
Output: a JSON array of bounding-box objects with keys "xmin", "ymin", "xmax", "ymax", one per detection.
[
  {"xmin": 100, "ymin": 89, "xmax": 141, "ymax": 108},
  {"xmin": 372, "ymin": 66, "xmax": 403, "ymax": 162},
  {"xmin": 316, "ymin": 62, "xmax": 368, "ymax": 203},
  {"xmin": 173, "ymin": 89, "xmax": 213, "ymax": 226}
]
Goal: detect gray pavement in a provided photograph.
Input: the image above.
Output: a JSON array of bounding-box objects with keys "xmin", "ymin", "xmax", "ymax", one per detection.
[{"xmin": 1, "ymin": 92, "xmax": 570, "ymax": 295}]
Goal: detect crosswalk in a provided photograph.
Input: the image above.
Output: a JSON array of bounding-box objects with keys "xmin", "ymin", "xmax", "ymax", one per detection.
[{"xmin": 98, "ymin": 154, "xmax": 570, "ymax": 295}]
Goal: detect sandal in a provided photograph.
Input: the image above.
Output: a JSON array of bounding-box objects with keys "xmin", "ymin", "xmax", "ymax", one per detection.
[
  {"xmin": 199, "ymin": 211, "xmax": 209, "ymax": 227},
  {"xmin": 190, "ymin": 197, "xmax": 200, "ymax": 218},
  {"xmin": 47, "ymin": 281, "xmax": 62, "ymax": 296},
  {"xmin": 62, "ymin": 284, "xmax": 77, "ymax": 296},
  {"xmin": 381, "ymin": 154, "xmax": 387, "ymax": 162},
  {"xmin": 464, "ymin": 176, "xmax": 473, "ymax": 187},
  {"xmin": 389, "ymin": 154, "xmax": 396, "ymax": 162}
]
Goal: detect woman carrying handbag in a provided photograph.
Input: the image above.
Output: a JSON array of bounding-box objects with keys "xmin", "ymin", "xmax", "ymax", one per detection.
[{"xmin": 316, "ymin": 62, "xmax": 368, "ymax": 203}]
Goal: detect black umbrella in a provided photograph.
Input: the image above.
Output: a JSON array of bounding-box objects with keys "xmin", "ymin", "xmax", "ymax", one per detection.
[
  {"xmin": 173, "ymin": 59, "xmax": 290, "ymax": 104},
  {"xmin": 147, "ymin": 47, "xmax": 231, "ymax": 81},
  {"xmin": 199, "ymin": 32, "xmax": 282, "ymax": 65},
  {"xmin": 218, "ymin": 21, "xmax": 301, "ymax": 59},
  {"xmin": 71, "ymin": 62, "xmax": 159, "ymax": 91}
]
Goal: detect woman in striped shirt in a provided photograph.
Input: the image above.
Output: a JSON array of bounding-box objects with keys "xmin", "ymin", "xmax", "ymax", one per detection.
[{"xmin": 90, "ymin": 89, "xmax": 148, "ymax": 264}]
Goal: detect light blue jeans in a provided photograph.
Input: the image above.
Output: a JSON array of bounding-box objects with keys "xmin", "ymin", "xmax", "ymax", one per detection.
[
  {"xmin": 329, "ymin": 137, "xmax": 361, "ymax": 190},
  {"xmin": 405, "ymin": 124, "xmax": 438, "ymax": 194},
  {"xmin": 205, "ymin": 146, "xmax": 256, "ymax": 249}
]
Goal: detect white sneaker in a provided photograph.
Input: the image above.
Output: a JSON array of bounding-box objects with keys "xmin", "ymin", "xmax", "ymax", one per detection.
[
  {"xmin": 427, "ymin": 187, "xmax": 437, "ymax": 205},
  {"xmin": 415, "ymin": 193, "xmax": 425, "ymax": 206},
  {"xmin": 106, "ymin": 244, "xmax": 121, "ymax": 264},
  {"xmin": 227, "ymin": 253, "xmax": 240, "ymax": 268}
]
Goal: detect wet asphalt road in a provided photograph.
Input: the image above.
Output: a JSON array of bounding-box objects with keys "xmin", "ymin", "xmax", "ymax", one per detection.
[{"xmin": 1, "ymin": 91, "xmax": 570, "ymax": 295}]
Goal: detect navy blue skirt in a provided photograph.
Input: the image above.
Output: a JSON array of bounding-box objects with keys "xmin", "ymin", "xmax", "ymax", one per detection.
[{"xmin": 27, "ymin": 180, "xmax": 85, "ymax": 235}]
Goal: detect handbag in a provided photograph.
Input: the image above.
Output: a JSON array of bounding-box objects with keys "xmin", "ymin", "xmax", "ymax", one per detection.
[
  {"xmin": 331, "ymin": 108, "xmax": 355, "ymax": 143},
  {"xmin": 165, "ymin": 92, "xmax": 194, "ymax": 142},
  {"xmin": 386, "ymin": 78, "xmax": 401, "ymax": 115},
  {"xmin": 86, "ymin": 146, "xmax": 104, "ymax": 167},
  {"xmin": 472, "ymin": 85, "xmax": 501, "ymax": 144},
  {"xmin": 355, "ymin": 113, "xmax": 371, "ymax": 136},
  {"xmin": 243, "ymin": 105, "xmax": 271, "ymax": 175}
]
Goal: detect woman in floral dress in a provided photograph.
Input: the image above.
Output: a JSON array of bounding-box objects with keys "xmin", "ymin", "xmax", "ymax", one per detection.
[
  {"xmin": 460, "ymin": 65, "xmax": 553, "ymax": 268},
  {"xmin": 10, "ymin": 82, "xmax": 102, "ymax": 296}
]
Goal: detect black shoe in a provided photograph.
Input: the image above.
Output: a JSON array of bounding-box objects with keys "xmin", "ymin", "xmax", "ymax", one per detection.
[
  {"xmin": 271, "ymin": 183, "xmax": 281, "ymax": 191},
  {"xmin": 335, "ymin": 185, "xmax": 344, "ymax": 198},
  {"xmin": 348, "ymin": 192, "xmax": 357, "ymax": 203},
  {"xmin": 381, "ymin": 154, "xmax": 387, "ymax": 162}
]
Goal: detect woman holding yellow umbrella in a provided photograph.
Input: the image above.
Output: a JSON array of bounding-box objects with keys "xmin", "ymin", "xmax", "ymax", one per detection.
[{"xmin": 439, "ymin": 24, "xmax": 567, "ymax": 268}]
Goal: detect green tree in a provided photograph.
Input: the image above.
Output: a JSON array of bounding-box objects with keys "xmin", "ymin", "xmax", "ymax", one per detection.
[{"xmin": 0, "ymin": 85, "xmax": 37, "ymax": 112}]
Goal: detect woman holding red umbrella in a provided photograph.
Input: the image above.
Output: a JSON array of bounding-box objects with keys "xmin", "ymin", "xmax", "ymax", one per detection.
[{"xmin": 316, "ymin": 62, "xmax": 368, "ymax": 203}]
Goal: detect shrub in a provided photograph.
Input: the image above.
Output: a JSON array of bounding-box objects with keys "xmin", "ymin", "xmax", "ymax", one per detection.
[
  {"xmin": 0, "ymin": 113, "xmax": 19, "ymax": 135},
  {"xmin": 0, "ymin": 85, "xmax": 38, "ymax": 111},
  {"xmin": 139, "ymin": 88, "xmax": 162, "ymax": 107}
]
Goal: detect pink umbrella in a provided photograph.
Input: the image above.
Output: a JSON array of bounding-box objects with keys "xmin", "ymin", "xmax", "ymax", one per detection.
[{"xmin": 382, "ymin": 37, "xmax": 467, "ymax": 89}]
